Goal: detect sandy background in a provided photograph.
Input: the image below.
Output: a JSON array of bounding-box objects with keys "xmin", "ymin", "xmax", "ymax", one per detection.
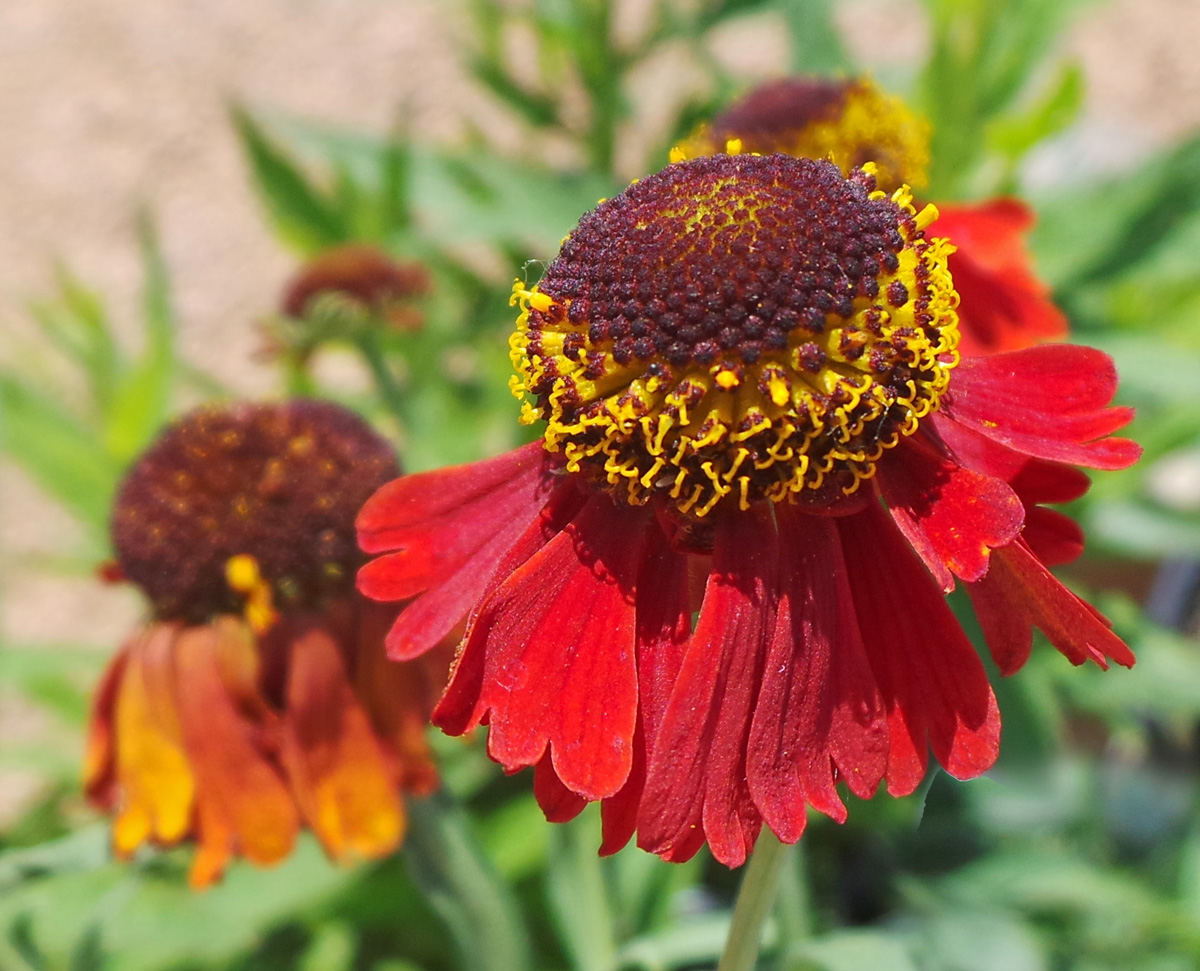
[{"xmin": 2, "ymin": 0, "xmax": 1199, "ymax": 819}]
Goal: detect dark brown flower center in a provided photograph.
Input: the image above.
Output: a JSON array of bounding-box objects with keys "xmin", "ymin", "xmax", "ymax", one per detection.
[
  {"xmin": 511, "ymin": 154, "xmax": 958, "ymax": 517},
  {"xmin": 111, "ymin": 400, "xmax": 398, "ymax": 621}
]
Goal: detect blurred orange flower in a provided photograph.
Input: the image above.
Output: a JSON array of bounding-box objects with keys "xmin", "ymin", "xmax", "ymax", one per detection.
[{"xmin": 86, "ymin": 400, "xmax": 446, "ymax": 888}]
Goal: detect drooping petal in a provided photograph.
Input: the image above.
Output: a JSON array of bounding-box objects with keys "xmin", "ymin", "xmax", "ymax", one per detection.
[
  {"xmin": 746, "ymin": 509, "xmax": 887, "ymax": 842},
  {"xmin": 935, "ymin": 199, "xmax": 1068, "ymax": 356},
  {"xmin": 356, "ymin": 442, "xmax": 549, "ymax": 593},
  {"xmin": 83, "ymin": 643, "xmax": 130, "ymax": 808},
  {"xmin": 599, "ymin": 522, "xmax": 691, "ymax": 855},
  {"xmin": 380, "ymin": 478, "xmax": 584, "ymax": 662},
  {"xmin": 638, "ymin": 506, "xmax": 778, "ymax": 867},
  {"xmin": 932, "ymin": 419, "xmax": 1091, "ymax": 567},
  {"xmin": 280, "ymin": 623, "xmax": 406, "ymax": 862},
  {"xmin": 967, "ymin": 539, "xmax": 1136, "ymax": 676},
  {"xmin": 351, "ymin": 600, "xmax": 442, "ymax": 796},
  {"xmin": 110, "ymin": 624, "xmax": 196, "ymax": 857},
  {"xmin": 440, "ymin": 495, "xmax": 645, "ymax": 800},
  {"xmin": 172, "ymin": 623, "xmax": 298, "ymax": 888},
  {"xmin": 433, "ymin": 483, "xmax": 590, "ymax": 736},
  {"xmin": 535, "ymin": 753, "xmax": 588, "ymax": 822},
  {"xmin": 1022, "ymin": 507, "xmax": 1086, "ymax": 567},
  {"xmin": 942, "ymin": 346, "xmax": 1141, "ymax": 470},
  {"xmin": 878, "ymin": 434, "xmax": 1024, "ymax": 590},
  {"xmin": 838, "ymin": 502, "xmax": 1001, "ymax": 796}
]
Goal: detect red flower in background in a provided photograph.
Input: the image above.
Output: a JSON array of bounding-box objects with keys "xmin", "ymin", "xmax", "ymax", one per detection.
[
  {"xmin": 678, "ymin": 76, "xmax": 1068, "ymax": 355},
  {"xmin": 358, "ymin": 154, "xmax": 1138, "ymax": 866},
  {"xmin": 87, "ymin": 401, "xmax": 446, "ymax": 888},
  {"xmin": 933, "ymin": 200, "xmax": 1068, "ymax": 355}
]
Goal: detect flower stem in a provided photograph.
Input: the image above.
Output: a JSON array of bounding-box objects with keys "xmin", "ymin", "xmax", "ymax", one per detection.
[
  {"xmin": 356, "ymin": 331, "xmax": 408, "ymax": 429},
  {"xmin": 716, "ymin": 829, "xmax": 791, "ymax": 971}
]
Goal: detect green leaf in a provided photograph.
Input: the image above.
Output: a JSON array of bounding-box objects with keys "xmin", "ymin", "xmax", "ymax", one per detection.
[
  {"xmin": 67, "ymin": 924, "xmax": 106, "ymax": 971},
  {"xmin": 232, "ymin": 105, "xmax": 348, "ymax": 253},
  {"xmin": 400, "ymin": 792, "xmax": 532, "ymax": 971},
  {"xmin": 470, "ymin": 57, "xmax": 561, "ymax": 129},
  {"xmin": 27, "ymin": 266, "xmax": 119, "ymax": 416},
  {"xmin": 0, "ymin": 374, "xmax": 120, "ymax": 530},
  {"xmin": 7, "ymin": 912, "xmax": 47, "ymax": 970},
  {"xmin": 776, "ymin": 0, "xmax": 853, "ymax": 74},
  {"xmin": 1034, "ymin": 134, "xmax": 1200, "ymax": 289},
  {"xmin": 546, "ymin": 808, "xmax": 617, "ymax": 971},
  {"xmin": 0, "ymin": 826, "xmax": 111, "ymax": 896},
  {"xmin": 0, "ymin": 836, "xmax": 353, "ymax": 971},
  {"xmin": 102, "ymin": 215, "xmax": 177, "ymax": 464},
  {"xmin": 616, "ymin": 915, "xmax": 734, "ymax": 971},
  {"xmin": 785, "ymin": 930, "xmax": 920, "ymax": 971},
  {"xmin": 987, "ymin": 60, "xmax": 1084, "ymax": 167}
]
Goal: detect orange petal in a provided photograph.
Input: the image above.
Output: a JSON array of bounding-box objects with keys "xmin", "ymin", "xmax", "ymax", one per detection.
[
  {"xmin": 352, "ymin": 600, "xmax": 442, "ymax": 796},
  {"xmin": 282, "ymin": 623, "xmax": 406, "ymax": 861},
  {"xmin": 172, "ymin": 623, "xmax": 299, "ymax": 885},
  {"xmin": 111, "ymin": 624, "xmax": 196, "ymax": 855},
  {"xmin": 83, "ymin": 642, "xmax": 131, "ymax": 807}
]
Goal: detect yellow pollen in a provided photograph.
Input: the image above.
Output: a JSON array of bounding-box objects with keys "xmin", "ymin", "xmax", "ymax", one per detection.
[
  {"xmin": 674, "ymin": 78, "xmax": 931, "ymax": 194},
  {"xmin": 225, "ymin": 554, "xmax": 278, "ymax": 634},
  {"xmin": 714, "ymin": 369, "xmax": 740, "ymax": 390},
  {"xmin": 511, "ymin": 158, "xmax": 960, "ymax": 517}
]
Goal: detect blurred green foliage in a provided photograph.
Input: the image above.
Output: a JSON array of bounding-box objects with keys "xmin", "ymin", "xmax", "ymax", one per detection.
[{"xmin": 2, "ymin": 0, "xmax": 1200, "ymax": 968}]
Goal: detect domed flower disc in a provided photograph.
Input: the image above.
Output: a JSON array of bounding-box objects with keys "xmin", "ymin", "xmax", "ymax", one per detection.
[{"xmin": 511, "ymin": 154, "xmax": 959, "ymax": 518}]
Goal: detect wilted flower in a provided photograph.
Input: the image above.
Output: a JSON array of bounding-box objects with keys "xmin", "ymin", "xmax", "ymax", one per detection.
[
  {"xmin": 282, "ymin": 243, "xmax": 431, "ymax": 332},
  {"xmin": 87, "ymin": 400, "xmax": 444, "ymax": 888},
  {"xmin": 677, "ymin": 76, "xmax": 1068, "ymax": 355},
  {"xmin": 358, "ymin": 155, "xmax": 1138, "ymax": 866}
]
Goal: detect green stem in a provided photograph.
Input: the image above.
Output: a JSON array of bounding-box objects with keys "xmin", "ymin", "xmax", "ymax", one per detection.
[
  {"xmin": 716, "ymin": 830, "xmax": 791, "ymax": 971},
  {"xmin": 402, "ymin": 791, "xmax": 533, "ymax": 971},
  {"xmin": 356, "ymin": 331, "xmax": 407, "ymax": 428}
]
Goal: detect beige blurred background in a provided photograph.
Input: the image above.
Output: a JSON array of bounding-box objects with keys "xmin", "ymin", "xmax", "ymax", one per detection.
[{"xmin": 2, "ymin": 0, "xmax": 1199, "ymax": 819}]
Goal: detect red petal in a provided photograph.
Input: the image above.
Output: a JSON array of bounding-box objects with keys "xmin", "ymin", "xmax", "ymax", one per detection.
[
  {"xmin": 534, "ymin": 753, "xmax": 587, "ymax": 822},
  {"xmin": 356, "ymin": 443, "xmax": 549, "ymax": 597},
  {"xmin": 967, "ymin": 540, "xmax": 1136, "ymax": 675},
  {"xmin": 600, "ymin": 523, "xmax": 692, "ymax": 856},
  {"xmin": 1023, "ymin": 507, "xmax": 1085, "ymax": 566},
  {"xmin": 381, "ymin": 479, "xmax": 582, "ymax": 661},
  {"xmin": 931, "ymin": 421, "xmax": 1091, "ymax": 568},
  {"xmin": 746, "ymin": 509, "xmax": 887, "ymax": 842},
  {"xmin": 944, "ymin": 346, "xmax": 1140, "ymax": 470},
  {"xmin": 84, "ymin": 644, "xmax": 130, "ymax": 807},
  {"xmin": 638, "ymin": 507, "xmax": 777, "ymax": 867},
  {"xmin": 433, "ymin": 483, "xmax": 589, "ymax": 735},
  {"xmin": 444, "ymin": 496, "xmax": 645, "ymax": 800},
  {"xmin": 878, "ymin": 435, "xmax": 1024, "ymax": 589},
  {"xmin": 838, "ymin": 502, "xmax": 1001, "ymax": 795},
  {"xmin": 936, "ymin": 199, "xmax": 1067, "ymax": 356},
  {"xmin": 1010, "ymin": 459, "xmax": 1091, "ymax": 506}
]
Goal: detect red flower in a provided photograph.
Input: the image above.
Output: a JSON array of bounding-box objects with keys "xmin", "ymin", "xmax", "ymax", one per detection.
[
  {"xmin": 357, "ymin": 155, "xmax": 1138, "ymax": 866},
  {"xmin": 933, "ymin": 200, "xmax": 1068, "ymax": 355},
  {"xmin": 678, "ymin": 76, "xmax": 1068, "ymax": 355},
  {"xmin": 87, "ymin": 401, "xmax": 446, "ymax": 888}
]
